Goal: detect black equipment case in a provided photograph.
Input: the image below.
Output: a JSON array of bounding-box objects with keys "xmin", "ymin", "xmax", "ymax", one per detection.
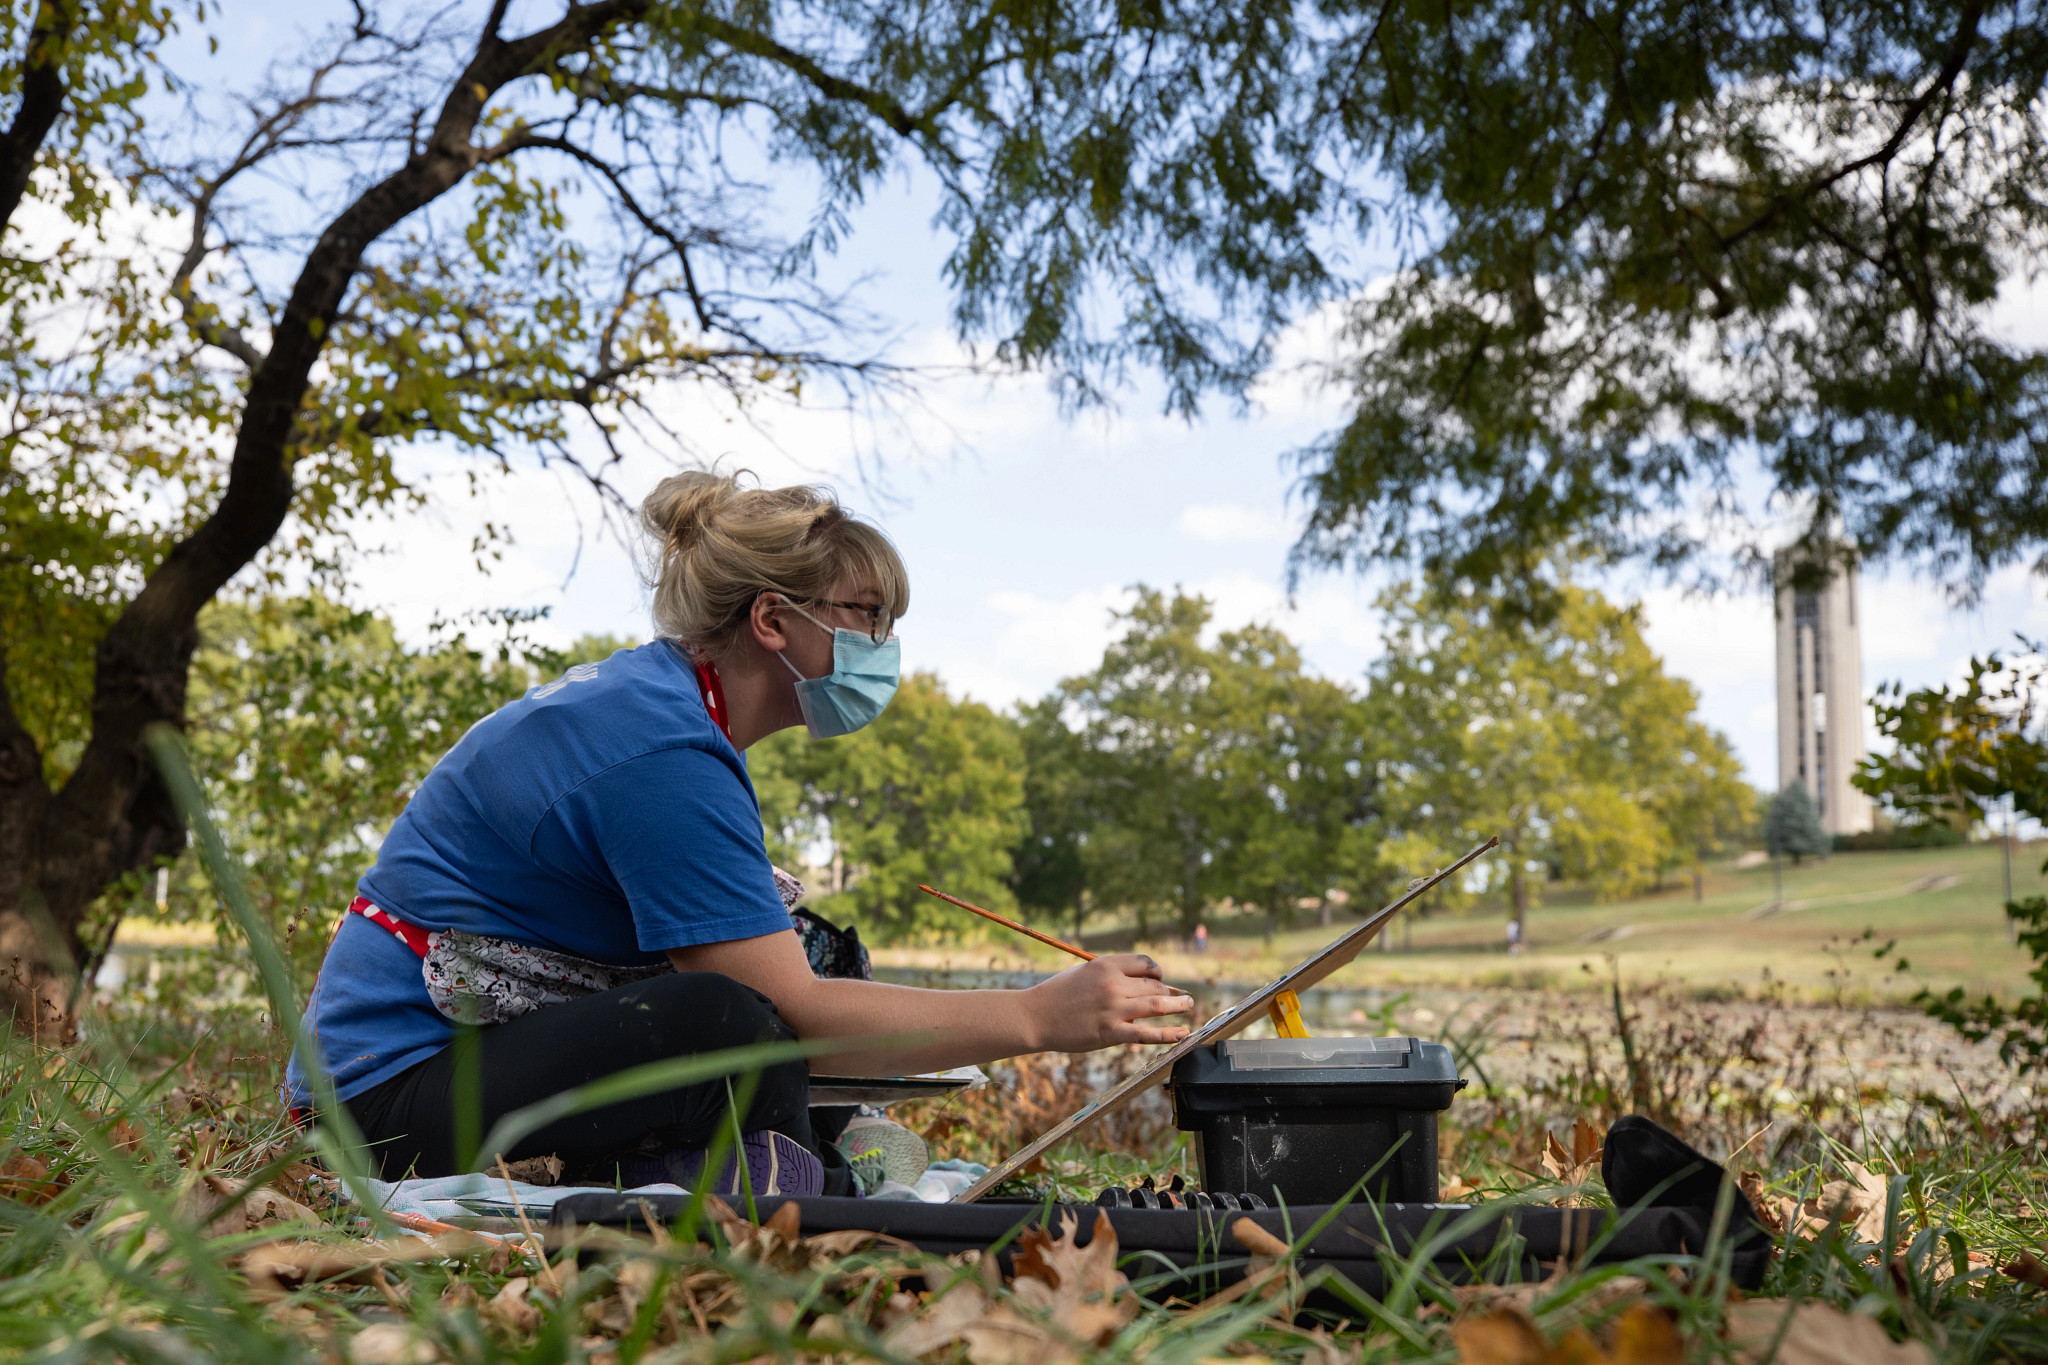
[{"xmin": 1167, "ymin": 1036, "xmax": 1465, "ymax": 1205}]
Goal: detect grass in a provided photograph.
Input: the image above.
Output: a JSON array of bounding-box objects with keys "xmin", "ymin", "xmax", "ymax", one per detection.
[
  {"xmin": 876, "ymin": 843, "xmax": 2046, "ymax": 1002},
  {"xmin": 22, "ymin": 742, "xmax": 2039, "ymax": 1363},
  {"xmin": 19, "ymin": 1009, "xmax": 2029, "ymax": 1365},
  {"xmin": 4, "ymin": 967, "xmax": 2046, "ymax": 1365}
]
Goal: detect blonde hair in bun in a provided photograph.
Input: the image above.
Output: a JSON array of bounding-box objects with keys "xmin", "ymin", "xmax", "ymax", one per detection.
[{"xmin": 639, "ymin": 469, "xmax": 909, "ymax": 658}]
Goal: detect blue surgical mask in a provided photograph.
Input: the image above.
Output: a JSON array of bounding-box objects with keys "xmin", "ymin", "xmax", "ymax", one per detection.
[{"xmin": 778, "ymin": 606, "xmax": 900, "ymax": 738}]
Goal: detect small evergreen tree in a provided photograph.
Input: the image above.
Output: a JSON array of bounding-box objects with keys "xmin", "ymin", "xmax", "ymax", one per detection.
[{"xmin": 1765, "ymin": 784, "xmax": 1831, "ymax": 865}]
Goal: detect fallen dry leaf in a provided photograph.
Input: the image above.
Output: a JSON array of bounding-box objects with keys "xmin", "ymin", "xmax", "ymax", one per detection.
[
  {"xmin": 1738, "ymin": 1172, "xmax": 1783, "ymax": 1233},
  {"xmin": 198, "ymin": 1174, "xmax": 323, "ymax": 1235},
  {"xmin": 95, "ymin": 1115, "xmax": 146, "ymax": 1155},
  {"xmin": 348, "ymin": 1323, "xmax": 438, "ymax": 1365},
  {"xmin": 1724, "ymin": 1300, "xmax": 1931, "ymax": 1365},
  {"xmin": 1540, "ymin": 1119, "xmax": 1604, "ymax": 1204},
  {"xmin": 486, "ymin": 1276, "xmax": 541, "ymax": 1334},
  {"xmin": 2003, "ymin": 1249, "xmax": 2048, "ymax": 1290},
  {"xmin": 885, "ymin": 1256, "xmax": 1004, "ymax": 1357},
  {"xmin": 1010, "ymin": 1210, "xmax": 1140, "ymax": 1346},
  {"xmin": 1441, "ymin": 1174, "xmax": 1479, "ymax": 1200},
  {"xmin": 1769, "ymin": 1163, "xmax": 1891, "ymax": 1246},
  {"xmin": 1451, "ymin": 1275, "xmax": 1647, "ymax": 1319},
  {"xmin": 1230, "ymin": 1217, "xmax": 1290, "ymax": 1258},
  {"xmin": 497, "ymin": 1154, "xmax": 564, "ymax": 1186},
  {"xmin": 0, "ymin": 1150, "xmax": 61, "ymax": 1205},
  {"xmin": 1451, "ymin": 1304, "xmax": 1680, "ymax": 1365},
  {"xmin": 886, "ymin": 1216, "xmax": 1137, "ymax": 1365},
  {"xmin": 1452, "ymin": 1307, "xmax": 1545, "ymax": 1364},
  {"xmin": 238, "ymin": 1232, "xmax": 496, "ymax": 1300},
  {"xmin": 764, "ymin": 1200, "xmax": 802, "ymax": 1242}
]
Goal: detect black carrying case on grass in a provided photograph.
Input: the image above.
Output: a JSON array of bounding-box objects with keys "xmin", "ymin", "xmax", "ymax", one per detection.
[
  {"xmin": 1167, "ymin": 1036, "xmax": 1466, "ymax": 1205},
  {"xmin": 549, "ymin": 1116, "xmax": 1770, "ymax": 1297}
]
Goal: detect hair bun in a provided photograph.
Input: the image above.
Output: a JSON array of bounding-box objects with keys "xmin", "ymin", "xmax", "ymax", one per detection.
[
  {"xmin": 641, "ymin": 469, "xmax": 741, "ymax": 556},
  {"xmin": 636, "ymin": 467, "xmax": 909, "ymax": 655}
]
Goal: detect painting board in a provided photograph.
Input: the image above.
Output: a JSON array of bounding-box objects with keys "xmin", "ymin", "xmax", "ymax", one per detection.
[{"xmin": 956, "ymin": 835, "xmax": 1500, "ymax": 1202}]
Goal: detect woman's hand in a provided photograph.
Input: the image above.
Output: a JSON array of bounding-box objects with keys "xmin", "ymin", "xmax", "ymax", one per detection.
[{"xmin": 1023, "ymin": 954, "xmax": 1195, "ymax": 1051}]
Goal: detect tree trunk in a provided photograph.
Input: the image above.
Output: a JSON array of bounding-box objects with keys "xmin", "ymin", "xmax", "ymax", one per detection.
[
  {"xmin": 1510, "ymin": 860, "xmax": 1528, "ymax": 948},
  {"xmin": 0, "ymin": 0, "xmax": 74, "ymax": 228},
  {"xmin": 0, "ymin": 0, "xmax": 653, "ymax": 1035},
  {"xmin": 1692, "ymin": 864, "xmax": 1704, "ymax": 901}
]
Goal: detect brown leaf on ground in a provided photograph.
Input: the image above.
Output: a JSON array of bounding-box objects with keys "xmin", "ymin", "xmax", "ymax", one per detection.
[
  {"xmin": 1229, "ymin": 1217, "xmax": 1290, "ymax": 1259},
  {"xmin": 1009, "ymin": 1211, "xmax": 1139, "ymax": 1345},
  {"xmin": 1608, "ymin": 1306, "xmax": 1684, "ymax": 1364},
  {"xmin": 764, "ymin": 1200, "xmax": 802, "ymax": 1242},
  {"xmin": 2003, "ymin": 1249, "xmax": 2048, "ymax": 1290},
  {"xmin": 237, "ymin": 1232, "xmax": 496, "ymax": 1300},
  {"xmin": 1452, "ymin": 1308, "xmax": 1546, "ymax": 1364},
  {"xmin": 486, "ymin": 1276, "xmax": 541, "ymax": 1334},
  {"xmin": 347, "ymin": 1323, "xmax": 439, "ymax": 1365},
  {"xmin": 1441, "ymin": 1174, "xmax": 1479, "ymax": 1200},
  {"xmin": 1452, "ymin": 1276, "xmax": 1647, "ymax": 1319},
  {"xmin": 0, "ymin": 1151, "xmax": 62, "ymax": 1205},
  {"xmin": 498, "ymin": 1154, "xmax": 564, "ymax": 1186},
  {"xmin": 1451, "ymin": 1303, "xmax": 1680, "ymax": 1365},
  {"xmin": 1737, "ymin": 1173, "xmax": 1783, "ymax": 1233},
  {"xmin": 195, "ymin": 1174, "xmax": 323, "ymax": 1235},
  {"xmin": 1569, "ymin": 1118, "xmax": 1602, "ymax": 1168},
  {"xmin": 886, "ymin": 1218, "xmax": 1136, "ymax": 1365},
  {"xmin": 699, "ymin": 1195, "xmax": 905, "ymax": 1276},
  {"xmin": 1771, "ymin": 1163, "xmax": 1891, "ymax": 1245},
  {"xmin": 1724, "ymin": 1300, "xmax": 1931, "ymax": 1365},
  {"xmin": 888, "ymin": 1283, "xmax": 1005, "ymax": 1359},
  {"xmin": 1540, "ymin": 1120, "xmax": 1603, "ymax": 1204}
]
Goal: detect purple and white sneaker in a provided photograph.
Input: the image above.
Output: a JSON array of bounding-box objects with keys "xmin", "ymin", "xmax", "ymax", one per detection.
[{"xmin": 614, "ymin": 1130, "xmax": 823, "ymax": 1196}]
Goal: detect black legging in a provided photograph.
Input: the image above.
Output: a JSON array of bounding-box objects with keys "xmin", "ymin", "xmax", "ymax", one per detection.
[{"xmin": 344, "ymin": 971, "xmax": 818, "ymax": 1182}]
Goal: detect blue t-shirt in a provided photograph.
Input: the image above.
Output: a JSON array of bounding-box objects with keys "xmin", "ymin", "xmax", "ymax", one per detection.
[{"xmin": 286, "ymin": 641, "xmax": 796, "ymax": 1103}]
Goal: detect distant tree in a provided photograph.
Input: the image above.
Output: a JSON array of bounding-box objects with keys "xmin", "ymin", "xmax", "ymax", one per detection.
[
  {"xmin": 1764, "ymin": 784, "xmax": 1831, "ymax": 866},
  {"xmin": 1054, "ymin": 590, "xmax": 1228, "ymax": 940},
  {"xmin": 1372, "ymin": 574, "xmax": 1737, "ymax": 941},
  {"xmin": 1652, "ymin": 721, "xmax": 1757, "ymax": 900},
  {"xmin": 1049, "ymin": 589, "xmax": 1378, "ymax": 940},
  {"xmin": 1008, "ymin": 696, "xmax": 1093, "ymax": 942},
  {"xmin": 1201, "ymin": 623, "xmax": 1379, "ymax": 941},
  {"xmin": 1855, "ymin": 647, "xmax": 2048, "ymax": 1077},
  {"xmin": 99, "ymin": 595, "xmax": 621, "ymax": 990},
  {"xmin": 759, "ymin": 673, "xmax": 1027, "ymax": 944}
]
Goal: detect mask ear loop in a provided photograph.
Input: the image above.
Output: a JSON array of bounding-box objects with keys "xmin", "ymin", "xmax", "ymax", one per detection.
[{"xmin": 760, "ymin": 592, "xmax": 833, "ymax": 681}]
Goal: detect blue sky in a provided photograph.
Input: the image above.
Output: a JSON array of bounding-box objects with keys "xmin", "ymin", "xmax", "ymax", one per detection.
[{"xmin": 183, "ymin": 1, "xmax": 2048, "ymax": 793}]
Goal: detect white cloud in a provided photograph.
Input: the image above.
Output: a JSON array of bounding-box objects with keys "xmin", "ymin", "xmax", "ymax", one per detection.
[{"xmin": 1179, "ymin": 504, "xmax": 1290, "ymax": 544}]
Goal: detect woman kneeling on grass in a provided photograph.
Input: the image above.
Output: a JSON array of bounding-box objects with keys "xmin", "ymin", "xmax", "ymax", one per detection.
[{"xmin": 286, "ymin": 471, "xmax": 1192, "ymax": 1195}]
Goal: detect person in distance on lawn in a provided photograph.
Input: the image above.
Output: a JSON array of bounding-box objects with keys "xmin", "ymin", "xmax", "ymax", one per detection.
[{"xmin": 285, "ymin": 470, "xmax": 1193, "ymax": 1194}]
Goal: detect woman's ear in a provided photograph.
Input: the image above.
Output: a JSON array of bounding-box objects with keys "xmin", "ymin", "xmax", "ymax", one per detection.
[{"xmin": 748, "ymin": 592, "xmax": 792, "ymax": 654}]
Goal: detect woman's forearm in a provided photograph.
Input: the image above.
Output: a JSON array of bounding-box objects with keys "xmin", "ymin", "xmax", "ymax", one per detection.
[
  {"xmin": 666, "ymin": 930, "xmax": 1192, "ymax": 1076},
  {"xmin": 779, "ymin": 978, "xmax": 1042, "ymax": 1076}
]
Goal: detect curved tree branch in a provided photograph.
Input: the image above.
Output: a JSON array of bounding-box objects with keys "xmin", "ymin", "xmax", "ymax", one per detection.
[{"xmin": 0, "ymin": 0, "xmax": 73, "ymax": 233}]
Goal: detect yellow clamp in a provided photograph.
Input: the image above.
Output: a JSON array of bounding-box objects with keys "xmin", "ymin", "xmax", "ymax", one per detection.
[{"xmin": 1266, "ymin": 989, "xmax": 1311, "ymax": 1038}]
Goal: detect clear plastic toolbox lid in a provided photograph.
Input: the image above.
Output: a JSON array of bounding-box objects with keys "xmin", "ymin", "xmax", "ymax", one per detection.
[{"xmin": 1220, "ymin": 1037, "xmax": 1413, "ymax": 1070}]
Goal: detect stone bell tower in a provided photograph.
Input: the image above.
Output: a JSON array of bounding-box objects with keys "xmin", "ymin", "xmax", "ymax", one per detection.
[{"xmin": 1773, "ymin": 546, "xmax": 1873, "ymax": 835}]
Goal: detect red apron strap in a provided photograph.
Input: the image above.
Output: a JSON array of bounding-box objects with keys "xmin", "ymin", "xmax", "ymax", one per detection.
[
  {"xmin": 350, "ymin": 896, "xmax": 431, "ymax": 958},
  {"xmin": 693, "ymin": 658, "xmax": 733, "ymax": 743}
]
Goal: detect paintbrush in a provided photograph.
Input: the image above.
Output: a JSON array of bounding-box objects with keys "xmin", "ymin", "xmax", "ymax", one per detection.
[{"xmin": 917, "ymin": 884, "xmax": 1097, "ymax": 961}]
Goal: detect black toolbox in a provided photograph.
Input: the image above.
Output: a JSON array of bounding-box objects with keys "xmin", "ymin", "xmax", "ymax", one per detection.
[{"xmin": 1167, "ymin": 1036, "xmax": 1465, "ymax": 1206}]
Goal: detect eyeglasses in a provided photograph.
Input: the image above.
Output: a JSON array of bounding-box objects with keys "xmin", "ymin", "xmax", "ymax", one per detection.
[{"xmin": 764, "ymin": 591, "xmax": 894, "ymax": 644}]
